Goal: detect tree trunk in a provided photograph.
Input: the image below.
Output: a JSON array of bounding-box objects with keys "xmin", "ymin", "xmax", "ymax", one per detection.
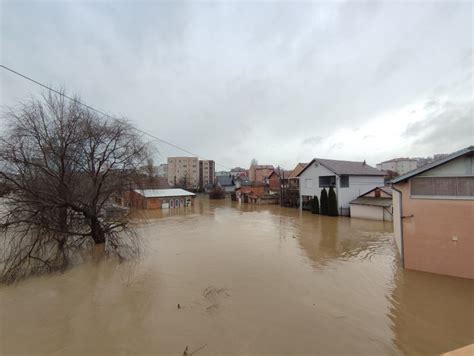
[{"xmin": 90, "ymin": 217, "xmax": 105, "ymax": 244}]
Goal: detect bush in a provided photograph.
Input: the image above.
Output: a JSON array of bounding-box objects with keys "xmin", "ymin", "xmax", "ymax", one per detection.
[
  {"xmin": 311, "ymin": 196, "xmax": 319, "ymax": 214},
  {"xmin": 328, "ymin": 187, "xmax": 339, "ymax": 216},
  {"xmin": 209, "ymin": 186, "xmax": 225, "ymax": 199},
  {"xmin": 320, "ymin": 188, "xmax": 328, "ymax": 215}
]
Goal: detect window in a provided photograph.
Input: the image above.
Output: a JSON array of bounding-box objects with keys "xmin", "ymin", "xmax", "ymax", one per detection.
[
  {"xmin": 340, "ymin": 175, "xmax": 349, "ymax": 188},
  {"xmin": 374, "ymin": 190, "xmax": 381, "ymax": 198},
  {"xmin": 319, "ymin": 176, "xmax": 336, "ymax": 187},
  {"xmin": 305, "ymin": 179, "xmax": 313, "ymax": 188},
  {"xmin": 411, "ymin": 177, "xmax": 474, "ymax": 198}
]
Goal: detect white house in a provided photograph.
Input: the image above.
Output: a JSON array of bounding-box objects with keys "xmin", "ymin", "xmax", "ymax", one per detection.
[
  {"xmin": 297, "ymin": 158, "xmax": 385, "ymax": 216},
  {"xmin": 349, "ymin": 186, "xmax": 393, "ymax": 221}
]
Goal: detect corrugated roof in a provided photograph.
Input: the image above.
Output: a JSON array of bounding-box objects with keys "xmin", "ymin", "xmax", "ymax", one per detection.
[
  {"xmin": 298, "ymin": 158, "xmax": 385, "ymax": 176},
  {"xmin": 134, "ymin": 188, "xmax": 195, "ymax": 198},
  {"xmin": 349, "ymin": 197, "xmax": 392, "ymax": 207},
  {"xmin": 391, "ymin": 146, "xmax": 474, "ymax": 184}
]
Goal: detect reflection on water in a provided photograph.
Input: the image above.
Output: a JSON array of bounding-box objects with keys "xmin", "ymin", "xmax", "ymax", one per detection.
[{"xmin": 1, "ymin": 196, "xmax": 473, "ymax": 355}]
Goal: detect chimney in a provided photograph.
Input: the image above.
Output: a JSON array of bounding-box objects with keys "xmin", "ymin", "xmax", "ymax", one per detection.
[{"xmin": 362, "ymin": 160, "xmax": 366, "ymax": 166}]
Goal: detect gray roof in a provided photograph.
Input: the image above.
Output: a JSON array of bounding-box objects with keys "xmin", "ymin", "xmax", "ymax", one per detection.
[
  {"xmin": 298, "ymin": 158, "xmax": 385, "ymax": 176},
  {"xmin": 216, "ymin": 175, "xmax": 234, "ymax": 186},
  {"xmin": 391, "ymin": 146, "xmax": 474, "ymax": 184},
  {"xmin": 349, "ymin": 197, "xmax": 392, "ymax": 207},
  {"xmin": 134, "ymin": 188, "xmax": 195, "ymax": 198},
  {"xmin": 360, "ymin": 186, "xmax": 392, "ymax": 197}
]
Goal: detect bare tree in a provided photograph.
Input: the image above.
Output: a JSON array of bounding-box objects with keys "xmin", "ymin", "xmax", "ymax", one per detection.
[{"xmin": 0, "ymin": 91, "xmax": 149, "ymax": 283}]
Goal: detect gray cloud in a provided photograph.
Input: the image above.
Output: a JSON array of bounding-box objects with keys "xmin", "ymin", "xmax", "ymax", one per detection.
[
  {"xmin": 1, "ymin": 1, "xmax": 472, "ymax": 168},
  {"xmin": 404, "ymin": 99, "xmax": 473, "ymax": 152},
  {"xmin": 302, "ymin": 136, "xmax": 324, "ymax": 145}
]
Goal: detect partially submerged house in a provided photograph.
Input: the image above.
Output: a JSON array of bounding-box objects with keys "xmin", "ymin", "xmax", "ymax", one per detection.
[
  {"xmin": 267, "ymin": 169, "xmax": 291, "ymax": 193},
  {"xmin": 391, "ymin": 146, "xmax": 474, "ymax": 279},
  {"xmin": 349, "ymin": 186, "xmax": 393, "ymax": 221},
  {"xmin": 298, "ymin": 158, "xmax": 385, "ymax": 215},
  {"xmin": 216, "ymin": 175, "xmax": 235, "ymax": 193},
  {"xmin": 128, "ymin": 188, "xmax": 195, "ymax": 209}
]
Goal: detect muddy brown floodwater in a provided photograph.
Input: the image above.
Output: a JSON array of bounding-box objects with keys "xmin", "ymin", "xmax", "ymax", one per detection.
[{"xmin": 1, "ymin": 197, "xmax": 473, "ymax": 355}]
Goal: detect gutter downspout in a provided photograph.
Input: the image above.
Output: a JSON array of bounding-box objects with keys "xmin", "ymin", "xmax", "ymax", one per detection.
[{"xmin": 391, "ymin": 184, "xmax": 405, "ymax": 268}]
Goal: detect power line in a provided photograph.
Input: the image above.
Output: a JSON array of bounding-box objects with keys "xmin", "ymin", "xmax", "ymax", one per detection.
[{"xmin": 0, "ymin": 64, "xmax": 231, "ymax": 170}]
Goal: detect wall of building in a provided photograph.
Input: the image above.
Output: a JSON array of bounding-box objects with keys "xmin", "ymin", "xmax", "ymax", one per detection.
[
  {"xmin": 392, "ymin": 188, "xmax": 403, "ymax": 256},
  {"xmin": 395, "ymin": 181, "xmax": 474, "ymax": 279},
  {"xmin": 350, "ymin": 205, "xmax": 384, "ymax": 221},
  {"xmin": 167, "ymin": 157, "xmax": 199, "ymax": 189},
  {"xmin": 377, "ymin": 159, "xmax": 418, "ymax": 175}
]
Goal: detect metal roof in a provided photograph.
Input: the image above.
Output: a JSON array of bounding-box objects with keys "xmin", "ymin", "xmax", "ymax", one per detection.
[
  {"xmin": 349, "ymin": 197, "xmax": 392, "ymax": 207},
  {"xmin": 297, "ymin": 158, "xmax": 385, "ymax": 177},
  {"xmin": 134, "ymin": 188, "xmax": 195, "ymax": 198},
  {"xmin": 391, "ymin": 146, "xmax": 474, "ymax": 184}
]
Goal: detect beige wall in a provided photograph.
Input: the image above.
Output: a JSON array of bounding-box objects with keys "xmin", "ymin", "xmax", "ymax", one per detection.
[
  {"xmin": 395, "ymin": 181, "xmax": 474, "ymax": 279},
  {"xmin": 167, "ymin": 157, "xmax": 199, "ymax": 189}
]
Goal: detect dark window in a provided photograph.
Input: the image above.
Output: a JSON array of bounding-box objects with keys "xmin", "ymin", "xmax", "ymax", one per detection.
[
  {"xmin": 374, "ymin": 190, "xmax": 381, "ymax": 197},
  {"xmin": 411, "ymin": 177, "xmax": 474, "ymax": 197},
  {"xmin": 319, "ymin": 176, "xmax": 336, "ymax": 187},
  {"xmin": 340, "ymin": 175, "xmax": 349, "ymax": 188}
]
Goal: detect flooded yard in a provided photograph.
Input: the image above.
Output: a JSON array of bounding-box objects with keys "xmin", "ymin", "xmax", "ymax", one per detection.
[{"xmin": 1, "ymin": 197, "xmax": 473, "ymax": 355}]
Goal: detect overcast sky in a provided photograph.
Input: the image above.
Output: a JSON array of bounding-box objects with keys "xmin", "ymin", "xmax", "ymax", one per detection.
[{"xmin": 1, "ymin": 1, "xmax": 472, "ymax": 170}]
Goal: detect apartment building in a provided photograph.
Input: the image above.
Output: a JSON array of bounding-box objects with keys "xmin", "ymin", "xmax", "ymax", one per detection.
[
  {"xmin": 199, "ymin": 160, "xmax": 215, "ymax": 190},
  {"xmin": 376, "ymin": 158, "xmax": 418, "ymax": 175},
  {"xmin": 167, "ymin": 157, "xmax": 199, "ymax": 189}
]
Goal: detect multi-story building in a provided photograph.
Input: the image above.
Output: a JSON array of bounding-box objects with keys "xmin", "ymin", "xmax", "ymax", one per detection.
[
  {"xmin": 199, "ymin": 160, "xmax": 215, "ymax": 190},
  {"xmin": 167, "ymin": 157, "xmax": 199, "ymax": 190},
  {"xmin": 376, "ymin": 158, "xmax": 418, "ymax": 175}
]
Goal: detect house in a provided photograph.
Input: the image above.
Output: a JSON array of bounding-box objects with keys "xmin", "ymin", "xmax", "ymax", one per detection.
[
  {"xmin": 288, "ymin": 163, "xmax": 307, "ymax": 189},
  {"xmin": 376, "ymin": 158, "xmax": 418, "ymax": 176},
  {"xmin": 391, "ymin": 146, "xmax": 474, "ymax": 279},
  {"xmin": 349, "ymin": 186, "xmax": 393, "ymax": 221},
  {"xmin": 248, "ymin": 164, "xmax": 274, "ymax": 183},
  {"xmin": 127, "ymin": 188, "xmax": 196, "ymax": 209},
  {"xmin": 216, "ymin": 175, "xmax": 235, "ymax": 193},
  {"xmin": 298, "ymin": 158, "xmax": 385, "ymax": 216},
  {"xmin": 267, "ymin": 169, "xmax": 291, "ymax": 193},
  {"xmin": 235, "ymin": 181, "xmax": 267, "ymax": 203},
  {"xmin": 234, "ymin": 175, "xmax": 250, "ymax": 189}
]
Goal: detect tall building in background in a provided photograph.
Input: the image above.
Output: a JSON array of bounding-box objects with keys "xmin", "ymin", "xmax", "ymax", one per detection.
[
  {"xmin": 199, "ymin": 160, "xmax": 215, "ymax": 190},
  {"xmin": 167, "ymin": 157, "xmax": 199, "ymax": 189}
]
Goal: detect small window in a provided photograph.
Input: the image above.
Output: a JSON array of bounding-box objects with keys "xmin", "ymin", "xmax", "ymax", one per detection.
[
  {"xmin": 319, "ymin": 176, "xmax": 336, "ymax": 187},
  {"xmin": 340, "ymin": 175, "xmax": 349, "ymax": 188}
]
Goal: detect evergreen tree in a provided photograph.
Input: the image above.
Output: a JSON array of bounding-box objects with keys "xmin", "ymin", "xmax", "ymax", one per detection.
[
  {"xmin": 311, "ymin": 196, "xmax": 319, "ymax": 214},
  {"xmin": 328, "ymin": 187, "xmax": 339, "ymax": 216},
  {"xmin": 320, "ymin": 188, "xmax": 328, "ymax": 215}
]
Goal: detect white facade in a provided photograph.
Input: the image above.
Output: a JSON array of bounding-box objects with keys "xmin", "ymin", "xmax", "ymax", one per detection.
[
  {"xmin": 299, "ymin": 162, "xmax": 384, "ymax": 215},
  {"xmin": 376, "ymin": 159, "xmax": 417, "ymax": 175},
  {"xmin": 350, "ymin": 205, "xmax": 391, "ymax": 221}
]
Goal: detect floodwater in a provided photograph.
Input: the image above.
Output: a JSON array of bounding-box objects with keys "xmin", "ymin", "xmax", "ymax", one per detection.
[{"xmin": 1, "ymin": 197, "xmax": 473, "ymax": 355}]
